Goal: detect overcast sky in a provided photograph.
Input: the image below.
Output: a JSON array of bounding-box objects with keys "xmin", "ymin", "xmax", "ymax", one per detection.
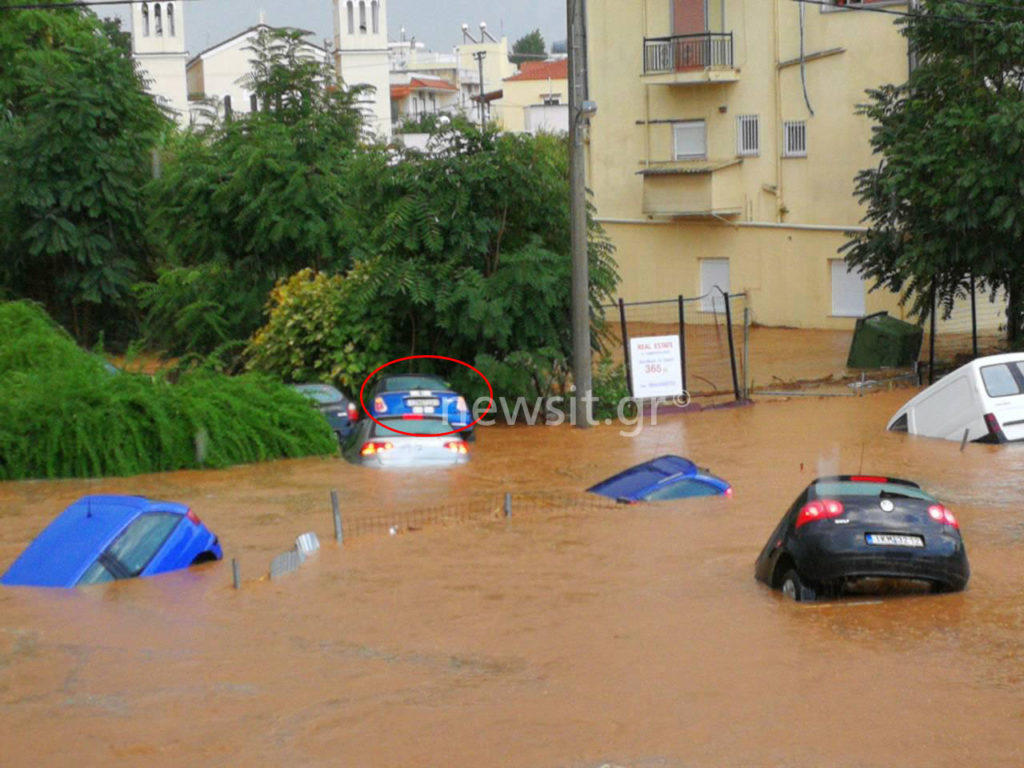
[{"xmin": 105, "ymin": 1, "xmax": 566, "ymax": 57}]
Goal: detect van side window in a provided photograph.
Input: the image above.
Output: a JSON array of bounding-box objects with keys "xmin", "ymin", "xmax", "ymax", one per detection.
[
  {"xmin": 980, "ymin": 364, "xmax": 1022, "ymax": 398},
  {"xmin": 889, "ymin": 413, "xmax": 908, "ymax": 432}
]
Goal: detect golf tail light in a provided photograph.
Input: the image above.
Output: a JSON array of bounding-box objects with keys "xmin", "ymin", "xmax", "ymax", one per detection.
[
  {"xmin": 374, "ymin": 396, "xmax": 387, "ymax": 414},
  {"xmin": 795, "ymin": 499, "xmax": 844, "ymax": 528},
  {"xmin": 186, "ymin": 508, "xmax": 202, "ymax": 525},
  {"xmin": 347, "ymin": 401, "xmax": 359, "ymax": 421},
  {"xmin": 456, "ymin": 396, "xmax": 468, "ymax": 412},
  {"xmin": 928, "ymin": 504, "xmax": 959, "ymax": 529},
  {"xmin": 360, "ymin": 440, "xmax": 394, "ymax": 456},
  {"xmin": 443, "ymin": 440, "xmax": 468, "ymax": 454}
]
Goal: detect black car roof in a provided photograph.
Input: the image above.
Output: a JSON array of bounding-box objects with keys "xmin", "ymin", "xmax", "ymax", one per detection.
[{"xmin": 811, "ymin": 475, "xmax": 921, "ymax": 489}]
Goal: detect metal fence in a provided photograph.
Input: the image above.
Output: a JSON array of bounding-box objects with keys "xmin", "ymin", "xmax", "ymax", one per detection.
[
  {"xmin": 919, "ymin": 284, "xmax": 1010, "ymax": 382},
  {"xmin": 600, "ymin": 290, "xmax": 750, "ymax": 401}
]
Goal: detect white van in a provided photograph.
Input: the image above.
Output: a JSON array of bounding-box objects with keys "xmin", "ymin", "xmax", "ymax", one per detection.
[{"xmin": 887, "ymin": 353, "xmax": 1024, "ymax": 443}]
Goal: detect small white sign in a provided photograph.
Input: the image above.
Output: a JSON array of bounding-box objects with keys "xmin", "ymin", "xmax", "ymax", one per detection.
[{"xmin": 629, "ymin": 335, "xmax": 683, "ymax": 399}]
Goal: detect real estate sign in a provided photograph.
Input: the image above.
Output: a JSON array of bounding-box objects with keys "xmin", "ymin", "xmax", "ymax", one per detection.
[{"xmin": 629, "ymin": 335, "xmax": 683, "ymax": 399}]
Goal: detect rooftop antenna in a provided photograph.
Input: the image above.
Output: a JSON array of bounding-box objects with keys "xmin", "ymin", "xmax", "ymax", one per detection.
[{"xmin": 258, "ymin": 8, "xmax": 265, "ymax": 26}]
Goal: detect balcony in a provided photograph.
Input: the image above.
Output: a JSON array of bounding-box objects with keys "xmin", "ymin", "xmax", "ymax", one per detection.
[
  {"xmin": 641, "ymin": 33, "xmax": 739, "ymax": 86},
  {"xmin": 639, "ymin": 159, "xmax": 742, "ymax": 218}
]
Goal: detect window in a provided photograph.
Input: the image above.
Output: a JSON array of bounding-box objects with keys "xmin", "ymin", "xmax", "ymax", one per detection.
[
  {"xmin": 543, "ymin": 95, "xmax": 560, "ymax": 106},
  {"xmin": 346, "ymin": 1, "xmax": 354, "ymax": 34},
  {"xmin": 980, "ymin": 364, "xmax": 1024, "ymax": 398},
  {"xmin": 372, "ymin": 0, "xmax": 379, "ymax": 33},
  {"xmin": 783, "ymin": 120, "xmax": 807, "ymax": 157},
  {"xmin": 700, "ymin": 258, "xmax": 730, "ymax": 313},
  {"xmin": 673, "ymin": 120, "xmax": 706, "ymax": 160},
  {"xmin": 106, "ymin": 513, "xmax": 181, "ymax": 575},
  {"xmin": 359, "ymin": 1, "xmax": 367, "ymax": 33},
  {"xmin": 142, "ymin": 3, "xmax": 150, "ymax": 36},
  {"xmin": 736, "ymin": 114, "xmax": 759, "ymax": 156},
  {"xmin": 646, "ymin": 479, "xmax": 723, "ymax": 501},
  {"xmin": 154, "ymin": 3, "xmax": 162, "ymax": 36},
  {"xmin": 830, "ymin": 258, "xmax": 865, "ymax": 317},
  {"xmin": 166, "ymin": 3, "xmax": 174, "ymax": 35}
]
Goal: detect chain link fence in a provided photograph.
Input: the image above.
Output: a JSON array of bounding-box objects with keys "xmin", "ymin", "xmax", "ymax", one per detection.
[{"xmin": 599, "ymin": 290, "xmax": 750, "ymax": 401}]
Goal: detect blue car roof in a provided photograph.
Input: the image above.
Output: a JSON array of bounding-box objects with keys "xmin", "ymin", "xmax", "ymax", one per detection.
[
  {"xmin": 1, "ymin": 495, "xmax": 187, "ymax": 588},
  {"xmin": 587, "ymin": 455, "xmax": 700, "ymax": 499}
]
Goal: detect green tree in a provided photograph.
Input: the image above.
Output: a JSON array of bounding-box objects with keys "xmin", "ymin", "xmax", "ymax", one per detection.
[
  {"xmin": 345, "ymin": 125, "xmax": 619, "ymax": 399},
  {"xmin": 842, "ymin": 0, "xmax": 1024, "ymax": 341},
  {"xmin": 510, "ymin": 29, "xmax": 546, "ymax": 66},
  {"xmin": 142, "ymin": 27, "xmax": 369, "ymax": 354},
  {"xmin": 0, "ymin": 2, "xmax": 168, "ymax": 342}
]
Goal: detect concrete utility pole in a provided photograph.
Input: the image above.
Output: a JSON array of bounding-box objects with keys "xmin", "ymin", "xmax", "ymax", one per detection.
[
  {"xmin": 473, "ymin": 51, "xmax": 486, "ymax": 127},
  {"xmin": 568, "ymin": 0, "xmax": 596, "ymax": 427}
]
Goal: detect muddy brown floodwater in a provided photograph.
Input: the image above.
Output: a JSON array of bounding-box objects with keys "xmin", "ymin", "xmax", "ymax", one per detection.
[{"xmin": 1, "ymin": 389, "xmax": 1023, "ymax": 767}]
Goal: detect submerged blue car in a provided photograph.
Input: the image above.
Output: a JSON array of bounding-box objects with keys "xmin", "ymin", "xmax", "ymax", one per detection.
[
  {"xmin": 368, "ymin": 373, "xmax": 473, "ymax": 438},
  {"xmin": 1, "ymin": 495, "xmax": 222, "ymax": 588},
  {"xmin": 587, "ymin": 455, "xmax": 732, "ymax": 502}
]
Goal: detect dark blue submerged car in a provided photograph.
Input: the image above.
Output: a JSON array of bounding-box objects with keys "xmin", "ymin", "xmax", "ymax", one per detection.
[
  {"xmin": 587, "ymin": 455, "xmax": 732, "ymax": 502},
  {"xmin": 1, "ymin": 495, "xmax": 222, "ymax": 588},
  {"xmin": 368, "ymin": 374, "xmax": 473, "ymax": 437}
]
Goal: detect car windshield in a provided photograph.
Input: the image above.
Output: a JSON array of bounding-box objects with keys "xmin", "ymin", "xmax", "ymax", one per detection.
[
  {"xmin": 812, "ymin": 481, "xmax": 935, "ymax": 502},
  {"xmin": 380, "ymin": 375, "xmax": 448, "ymax": 392},
  {"xmin": 645, "ymin": 478, "xmax": 722, "ymax": 500},
  {"xmin": 980, "ymin": 363, "xmax": 1024, "ymax": 398},
  {"xmin": 372, "ymin": 418, "xmax": 454, "ymax": 437},
  {"xmin": 294, "ymin": 384, "xmax": 345, "ymax": 404}
]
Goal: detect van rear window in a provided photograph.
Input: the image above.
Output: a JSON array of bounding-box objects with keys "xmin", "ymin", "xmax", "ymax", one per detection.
[{"xmin": 980, "ymin": 363, "xmax": 1024, "ymax": 398}]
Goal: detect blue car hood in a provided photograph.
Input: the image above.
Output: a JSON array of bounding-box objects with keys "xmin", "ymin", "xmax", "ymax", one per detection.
[
  {"xmin": 587, "ymin": 455, "xmax": 699, "ymax": 500},
  {"xmin": 1, "ymin": 496, "xmax": 181, "ymax": 587}
]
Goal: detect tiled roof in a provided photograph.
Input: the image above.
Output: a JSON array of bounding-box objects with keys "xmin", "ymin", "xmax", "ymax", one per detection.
[
  {"xmin": 391, "ymin": 76, "xmax": 458, "ymax": 100},
  {"xmin": 504, "ymin": 59, "xmax": 568, "ymax": 82}
]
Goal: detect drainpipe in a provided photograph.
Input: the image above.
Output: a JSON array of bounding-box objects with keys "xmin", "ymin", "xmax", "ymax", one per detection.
[
  {"xmin": 643, "ymin": 0, "xmax": 651, "ymax": 168},
  {"xmin": 772, "ymin": 0, "xmax": 784, "ymax": 222}
]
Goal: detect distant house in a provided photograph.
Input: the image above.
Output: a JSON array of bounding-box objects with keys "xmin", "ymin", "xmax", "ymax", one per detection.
[
  {"xmin": 496, "ymin": 59, "xmax": 569, "ymax": 134},
  {"xmin": 185, "ymin": 24, "xmax": 326, "ymax": 121},
  {"xmin": 390, "ymin": 74, "xmax": 459, "ymax": 126}
]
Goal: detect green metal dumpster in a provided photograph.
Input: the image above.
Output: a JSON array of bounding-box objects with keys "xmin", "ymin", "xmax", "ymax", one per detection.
[{"xmin": 846, "ymin": 311, "xmax": 923, "ymax": 369}]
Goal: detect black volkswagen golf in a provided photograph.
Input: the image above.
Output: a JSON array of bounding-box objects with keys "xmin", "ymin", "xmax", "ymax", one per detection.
[{"xmin": 755, "ymin": 475, "xmax": 969, "ymax": 601}]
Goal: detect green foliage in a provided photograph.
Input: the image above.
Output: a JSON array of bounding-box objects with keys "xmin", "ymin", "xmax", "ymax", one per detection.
[
  {"xmin": 141, "ymin": 27, "xmax": 370, "ymax": 355},
  {"xmin": 135, "ymin": 263, "xmax": 268, "ymax": 356},
  {"xmin": 0, "ymin": 301, "xmax": 336, "ymax": 480},
  {"xmin": 591, "ymin": 357, "xmax": 634, "ymax": 420},
  {"xmin": 842, "ymin": 0, "xmax": 1024, "ymax": 338},
  {"xmin": 510, "ymin": 29, "xmax": 546, "ymax": 65},
  {"xmin": 245, "ymin": 268, "xmax": 388, "ymax": 395},
  {"xmin": 0, "ymin": 3, "xmax": 168, "ymax": 343}
]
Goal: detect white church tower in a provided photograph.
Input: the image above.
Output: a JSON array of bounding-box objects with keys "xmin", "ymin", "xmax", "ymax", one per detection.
[
  {"xmin": 333, "ymin": 0, "xmax": 392, "ymax": 140},
  {"xmin": 131, "ymin": 1, "xmax": 189, "ymax": 126}
]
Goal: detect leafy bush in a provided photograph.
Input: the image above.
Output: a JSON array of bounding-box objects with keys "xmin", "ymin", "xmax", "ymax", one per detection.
[
  {"xmin": 591, "ymin": 357, "xmax": 635, "ymax": 420},
  {"xmin": 245, "ymin": 267, "xmax": 389, "ymax": 394},
  {"xmin": 0, "ymin": 301, "xmax": 336, "ymax": 480}
]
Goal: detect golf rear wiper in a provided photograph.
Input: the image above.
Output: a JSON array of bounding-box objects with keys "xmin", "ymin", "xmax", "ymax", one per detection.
[{"xmin": 879, "ymin": 489, "xmax": 918, "ymax": 500}]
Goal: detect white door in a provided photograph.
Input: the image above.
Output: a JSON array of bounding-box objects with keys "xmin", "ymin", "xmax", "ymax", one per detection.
[
  {"xmin": 831, "ymin": 259, "xmax": 866, "ymax": 317},
  {"xmin": 700, "ymin": 258, "xmax": 730, "ymax": 312}
]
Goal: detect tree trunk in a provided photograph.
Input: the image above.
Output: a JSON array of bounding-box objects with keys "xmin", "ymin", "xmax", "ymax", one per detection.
[{"xmin": 1008, "ymin": 279, "xmax": 1024, "ymax": 349}]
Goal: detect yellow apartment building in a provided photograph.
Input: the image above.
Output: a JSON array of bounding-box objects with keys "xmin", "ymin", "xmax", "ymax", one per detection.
[{"xmin": 585, "ymin": 0, "xmax": 918, "ymax": 329}]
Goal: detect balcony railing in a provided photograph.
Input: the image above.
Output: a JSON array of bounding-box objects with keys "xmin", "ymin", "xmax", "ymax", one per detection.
[{"xmin": 643, "ymin": 33, "xmax": 734, "ymax": 74}]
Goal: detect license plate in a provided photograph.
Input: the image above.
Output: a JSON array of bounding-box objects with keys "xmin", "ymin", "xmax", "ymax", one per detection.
[
  {"xmin": 865, "ymin": 533, "xmax": 925, "ymax": 547},
  {"xmin": 406, "ymin": 398, "xmax": 440, "ymax": 409}
]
